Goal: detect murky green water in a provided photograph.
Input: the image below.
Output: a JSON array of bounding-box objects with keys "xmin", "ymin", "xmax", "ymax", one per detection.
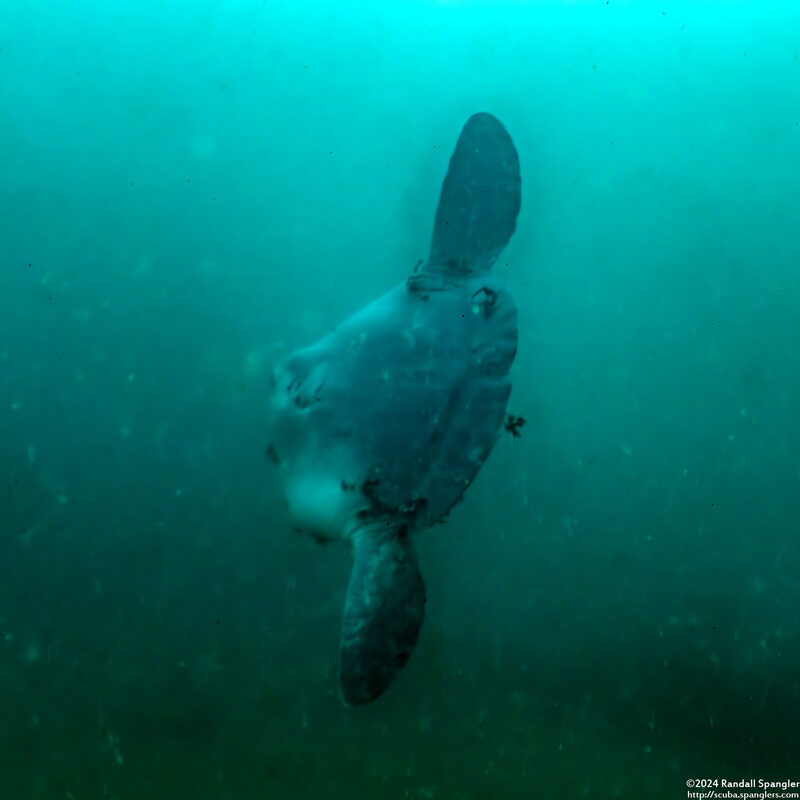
[{"xmin": 2, "ymin": 1, "xmax": 799, "ymax": 797}]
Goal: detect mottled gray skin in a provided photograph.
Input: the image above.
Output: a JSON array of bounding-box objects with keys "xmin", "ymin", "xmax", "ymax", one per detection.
[{"xmin": 268, "ymin": 113, "xmax": 521, "ymax": 706}]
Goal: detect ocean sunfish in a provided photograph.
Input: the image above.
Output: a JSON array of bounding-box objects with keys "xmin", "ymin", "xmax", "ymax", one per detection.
[{"xmin": 268, "ymin": 112, "xmax": 522, "ymax": 706}]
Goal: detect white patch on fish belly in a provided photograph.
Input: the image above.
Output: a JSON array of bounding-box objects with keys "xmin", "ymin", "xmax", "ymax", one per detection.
[{"xmin": 283, "ymin": 471, "xmax": 361, "ymax": 543}]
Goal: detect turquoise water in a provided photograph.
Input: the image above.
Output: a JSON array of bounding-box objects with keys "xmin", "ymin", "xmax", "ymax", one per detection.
[{"xmin": 1, "ymin": 1, "xmax": 799, "ymax": 797}]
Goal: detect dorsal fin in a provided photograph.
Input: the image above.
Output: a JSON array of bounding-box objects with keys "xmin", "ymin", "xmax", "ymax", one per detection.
[{"xmin": 426, "ymin": 112, "xmax": 521, "ymax": 277}]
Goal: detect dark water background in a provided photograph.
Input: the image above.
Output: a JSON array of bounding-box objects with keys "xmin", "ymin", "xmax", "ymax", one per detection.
[{"xmin": 2, "ymin": 1, "xmax": 799, "ymax": 797}]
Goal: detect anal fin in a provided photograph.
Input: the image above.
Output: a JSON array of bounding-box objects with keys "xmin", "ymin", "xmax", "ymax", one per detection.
[{"xmin": 339, "ymin": 525, "xmax": 426, "ymax": 706}]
